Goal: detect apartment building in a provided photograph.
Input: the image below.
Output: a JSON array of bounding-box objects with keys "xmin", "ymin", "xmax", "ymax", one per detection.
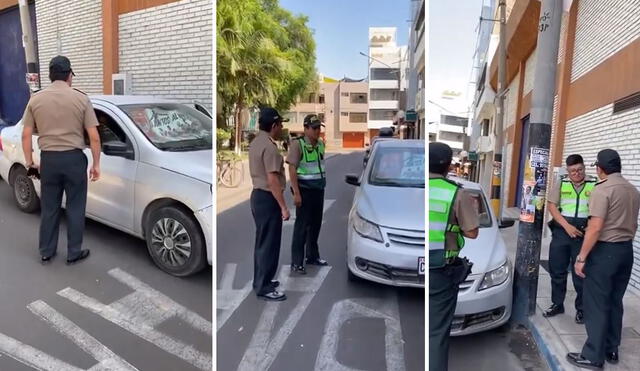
[
  {"xmin": 367, "ymin": 27, "xmax": 408, "ymax": 140},
  {"xmin": 405, "ymin": 0, "xmax": 426, "ymax": 140}
]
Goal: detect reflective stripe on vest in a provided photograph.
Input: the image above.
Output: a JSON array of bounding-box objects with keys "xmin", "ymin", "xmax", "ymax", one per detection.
[
  {"xmin": 559, "ymin": 180, "xmax": 595, "ymax": 219},
  {"xmin": 429, "ymin": 178, "xmax": 463, "ymax": 268},
  {"xmin": 296, "ymin": 138, "xmax": 325, "ymax": 179}
]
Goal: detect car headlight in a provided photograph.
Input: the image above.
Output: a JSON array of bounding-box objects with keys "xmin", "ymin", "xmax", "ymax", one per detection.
[
  {"xmin": 478, "ymin": 260, "xmax": 510, "ymax": 291},
  {"xmin": 351, "ymin": 212, "xmax": 383, "ymax": 242}
]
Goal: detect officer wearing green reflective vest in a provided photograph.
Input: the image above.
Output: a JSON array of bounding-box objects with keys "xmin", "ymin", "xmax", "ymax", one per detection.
[
  {"xmin": 286, "ymin": 114, "xmax": 329, "ymax": 275},
  {"xmin": 429, "ymin": 142, "xmax": 479, "ymax": 371},
  {"xmin": 544, "ymin": 154, "xmax": 596, "ymax": 324}
]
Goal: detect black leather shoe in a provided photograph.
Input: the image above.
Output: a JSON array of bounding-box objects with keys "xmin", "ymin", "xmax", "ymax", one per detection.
[
  {"xmin": 290, "ymin": 265, "xmax": 306, "ymax": 275},
  {"xmin": 41, "ymin": 252, "xmax": 57, "ymax": 265},
  {"xmin": 306, "ymin": 258, "xmax": 328, "ymax": 266},
  {"xmin": 543, "ymin": 304, "xmax": 564, "ymax": 317},
  {"xmin": 257, "ymin": 290, "xmax": 286, "ymax": 301},
  {"xmin": 606, "ymin": 352, "xmax": 619, "ymax": 364},
  {"xmin": 566, "ymin": 353, "xmax": 603, "ymax": 369},
  {"xmin": 66, "ymin": 250, "xmax": 90, "ymax": 265},
  {"xmin": 575, "ymin": 310, "xmax": 584, "ymax": 324}
]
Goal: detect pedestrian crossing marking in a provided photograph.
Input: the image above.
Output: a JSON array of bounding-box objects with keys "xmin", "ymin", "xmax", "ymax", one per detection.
[{"xmin": 217, "ymin": 263, "xmax": 253, "ymax": 331}]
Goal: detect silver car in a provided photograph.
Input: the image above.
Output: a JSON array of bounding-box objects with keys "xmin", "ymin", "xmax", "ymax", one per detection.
[
  {"xmin": 0, "ymin": 96, "xmax": 212, "ymax": 276},
  {"xmin": 345, "ymin": 139, "xmax": 425, "ymax": 287}
]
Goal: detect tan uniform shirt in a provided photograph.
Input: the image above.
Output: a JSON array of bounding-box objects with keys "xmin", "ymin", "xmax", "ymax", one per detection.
[
  {"xmin": 249, "ymin": 130, "xmax": 286, "ymax": 192},
  {"xmin": 21, "ymin": 81, "xmax": 98, "ymax": 151},
  {"xmin": 430, "ymin": 173, "xmax": 480, "ymax": 250},
  {"xmin": 588, "ymin": 173, "xmax": 640, "ymax": 242}
]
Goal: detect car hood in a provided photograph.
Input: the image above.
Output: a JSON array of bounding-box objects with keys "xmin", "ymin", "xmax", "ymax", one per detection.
[
  {"xmin": 145, "ymin": 149, "xmax": 213, "ymax": 184},
  {"xmin": 458, "ymin": 224, "xmax": 508, "ymax": 274},
  {"xmin": 356, "ymin": 184, "xmax": 425, "ymax": 231}
]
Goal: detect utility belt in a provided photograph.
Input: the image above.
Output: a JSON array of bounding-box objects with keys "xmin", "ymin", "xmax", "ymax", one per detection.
[
  {"xmin": 548, "ymin": 217, "xmax": 587, "ymax": 233},
  {"xmin": 430, "ymin": 256, "xmax": 473, "ymax": 285}
]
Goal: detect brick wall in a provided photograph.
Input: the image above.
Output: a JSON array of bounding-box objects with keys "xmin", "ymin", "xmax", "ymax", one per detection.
[
  {"xmin": 563, "ymin": 104, "xmax": 640, "ymax": 290},
  {"xmin": 118, "ymin": 0, "xmax": 212, "ymax": 111},
  {"xmin": 571, "ymin": 0, "xmax": 640, "ymax": 82},
  {"xmin": 35, "ymin": 0, "xmax": 103, "ymax": 94}
]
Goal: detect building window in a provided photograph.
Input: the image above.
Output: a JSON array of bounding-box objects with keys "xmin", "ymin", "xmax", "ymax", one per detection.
[
  {"xmin": 341, "ymin": 92, "xmax": 349, "ymax": 97},
  {"xmin": 370, "ymin": 89, "xmax": 398, "ymax": 101},
  {"xmin": 300, "ymin": 93, "xmax": 316, "ymax": 104},
  {"xmin": 369, "ymin": 109, "xmax": 396, "ymax": 120},
  {"xmin": 350, "ymin": 93, "xmax": 368, "ymax": 104},
  {"xmin": 481, "ymin": 119, "xmax": 490, "ymax": 136},
  {"xmin": 370, "ymin": 68, "xmax": 399, "ymax": 80},
  {"xmin": 319, "ymin": 94, "xmax": 325, "ymax": 104},
  {"xmin": 341, "ymin": 112, "xmax": 349, "ymax": 116},
  {"xmin": 349, "ymin": 113, "xmax": 367, "ymax": 123}
]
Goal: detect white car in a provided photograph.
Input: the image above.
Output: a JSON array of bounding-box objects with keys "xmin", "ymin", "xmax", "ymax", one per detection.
[
  {"xmin": 448, "ymin": 177, "xmax": 514, "ymax": 336},
  {"xmin": 345, "ymin": 139, "xmax": 425, "ymax": 288},
  {"xmin": 0, "ymin": 96, "xmax": 212, "ymax": 276}
]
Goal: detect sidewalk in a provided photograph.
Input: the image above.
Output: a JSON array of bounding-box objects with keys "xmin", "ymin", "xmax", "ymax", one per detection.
[
  {"xmin": 216, "ymin": 149, "xmax": 360, "ymax": 214},
  {"xmin": 501, "ymin": 224, "xmax": 640, "ymax": 370}
]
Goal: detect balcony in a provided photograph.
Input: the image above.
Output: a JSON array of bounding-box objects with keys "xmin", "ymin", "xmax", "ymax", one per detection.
[
  {"xmin": 368, "ymin": 120, "xmax": 394, "ymax": 129},
  {"xmin": 369, "ymin": 80, "xmax": 399, "ymax": 89},
  {"xmin": 369, "ymin": 100, "xmax": 399, "ymax": 110}
]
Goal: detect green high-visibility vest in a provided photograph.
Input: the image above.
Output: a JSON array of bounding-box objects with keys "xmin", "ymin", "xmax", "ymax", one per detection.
[
  {"xmin": 296, "ymin": 137, "xmax": 326, "ymax": 188},
  {"xmin": 429, "ymin": 177, "xmax": 465, "ymax": 269},
  {"xmin": 559, "ymin": 178, "xmax": 595, "ymax": 219}
]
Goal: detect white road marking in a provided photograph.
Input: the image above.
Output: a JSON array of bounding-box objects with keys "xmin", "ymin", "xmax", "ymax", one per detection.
[
  {"xmin": 57, "ymin": 268, "xmax": 212, "ymax": 371},
  {"xmin": 315, "ymin": 294, "xmax": 407, "ymax": 371},
  {"xmin": 284, "ymin": 199, "xmax": 336, "ymax": 226},
  {"xmin": 217, "ymin": 263, "xmax": 252, "ymax": 331},
  {"xmin": 0, "ymin": 301, "xmax": 138, "ymax": 371},
  {"xmin": 28, "ymin": 301, "xmax": 139, "ymax": 371},
  {"xmin": 237, "ymin": 266, "xmax": 331, "ymax": 371}
]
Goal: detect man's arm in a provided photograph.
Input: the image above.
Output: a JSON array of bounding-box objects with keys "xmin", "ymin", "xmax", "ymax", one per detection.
[
  {"xmin": 462, "ymin": 228, "xmax": 479, "ymax": 239},
  {"xmin": 267, "ymin": 172, "xmax": 289, "ymax": 220},
  {"xmin": 86, "ymin": 126, "xmax": 101, "ymax": 181},
  {"xmin": 288, "ymin": 164, "xmax": 302, "ymax": 207},
  {"xmin": 547, "ymin": 201, "xmax": 583, "ymax": 238},
  {"xmin": 22, "ymin": 125, "xmax": 34, "ymax": 167}
]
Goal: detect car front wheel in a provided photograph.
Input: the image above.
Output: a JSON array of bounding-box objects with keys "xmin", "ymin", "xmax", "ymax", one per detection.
[
  {"xmin": 145, "ymin": 206, "xmax": 206, "ymax": 277},
  {"xmin": 12, "ymin": 167, "xmax": 40, "ymax": 213}
]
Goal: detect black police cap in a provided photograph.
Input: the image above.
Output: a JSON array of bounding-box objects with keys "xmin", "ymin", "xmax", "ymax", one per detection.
[
  {"xmin": 49, "ymin": 55, "xmax": 75, "ymax": 76},
  {"xmin": 594, "ymin": 149, "xmax": 621, "ymax": 172},
  {"xmin": 430, "ymin": 142, "xmax": 453, "ymax": 166},
  {"xmin": 303, "ymin": 114, "xmax": 324, "ymax": 128},
  {"xmin": 259, "ymin": 107, "xmax": 289, "ymax": 125}
]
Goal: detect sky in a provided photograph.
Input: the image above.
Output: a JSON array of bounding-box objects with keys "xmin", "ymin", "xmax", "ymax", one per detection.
[
  {"xmin": 279, "ymin": 0, "xmax": 412, "ymax": 80},
  {"xmin": 428, "ymin": 0, "xmax": 485, "ymax": 120}
]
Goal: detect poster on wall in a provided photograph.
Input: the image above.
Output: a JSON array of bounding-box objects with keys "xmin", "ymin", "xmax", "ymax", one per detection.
[{"xmin": 519, "ymin": 180, "xmax": 537, "ymax": 223}]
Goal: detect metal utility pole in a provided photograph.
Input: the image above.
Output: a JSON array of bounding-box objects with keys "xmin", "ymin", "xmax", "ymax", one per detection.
[
  {"xmin": 513, "ymin": 0, "xmax": 563, "ymax": 319},
  {"xmin": 18, "ymin": 0, "xmax": 40, "ymax": 92},
  {"xmin": 491, "ymin": 0, "xmax": 507, "ymax": 219}
]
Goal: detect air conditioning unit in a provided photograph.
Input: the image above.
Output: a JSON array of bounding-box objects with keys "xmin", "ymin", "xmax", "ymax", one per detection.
[{"xmin": 112, "ymin": 73, "xmax": 131, "ymax": 95}]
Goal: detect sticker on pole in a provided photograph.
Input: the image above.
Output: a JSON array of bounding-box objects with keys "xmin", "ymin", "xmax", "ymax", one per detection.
[{"xmin": 530, "ymin": 147, "xmax": 549, "ymax": 169}]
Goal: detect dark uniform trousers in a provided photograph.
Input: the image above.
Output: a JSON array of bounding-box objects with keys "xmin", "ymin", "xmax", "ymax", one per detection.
[
  {"xmin": 549, "ymin": 221, "xmax": 584, "ymax": 310},
  {"xmin": 39, "ymin": 150, "xmax": 88, "ymax": 259},
  {"xmin": 429, "ymin": 266, "xmax": 460, "ymax": 371},
  {"xmin": 581, "ymin": 240, "xmax": 634, "ymax": 363},
  {"xmin": 250, "ymin": 189, "xmax": 283, "ymax": 295},
  {"xmin": 291, "ymin": 187, "xmax": 324, "ymax": 266}
]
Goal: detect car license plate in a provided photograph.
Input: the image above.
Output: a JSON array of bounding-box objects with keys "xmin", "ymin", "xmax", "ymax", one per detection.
[{"xmin": 418, "ymin": 257, "xmax": 425, "ymax": 275}]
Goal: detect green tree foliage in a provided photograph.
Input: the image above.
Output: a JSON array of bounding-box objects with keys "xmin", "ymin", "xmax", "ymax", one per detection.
[{"xmin": 217, "ymin": 0, "xmax": 316, "ymax": 151}]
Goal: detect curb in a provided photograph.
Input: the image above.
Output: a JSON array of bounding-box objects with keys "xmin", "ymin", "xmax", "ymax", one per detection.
[{"xmin": 528, "ymin": 315, "xmax": 565, "ymax": 371}]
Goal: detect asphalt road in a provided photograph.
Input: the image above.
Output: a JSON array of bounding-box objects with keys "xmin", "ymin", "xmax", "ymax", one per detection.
[
  {"xmin": 0, "ymin": 180, "xmax": 212, "ymax": 370},
  {"xmin": 448, "ymin": 224, "xmax": 549, "ymax": 371},
  {"xmin": 216, "ymin": 151, "xmax": 425, "ymax": 371}
]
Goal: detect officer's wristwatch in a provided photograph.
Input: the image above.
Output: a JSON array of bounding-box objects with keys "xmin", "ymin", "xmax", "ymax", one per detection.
[{"xmin": 576, "ymin": 256, "xmax": 586, "ymax": 263}]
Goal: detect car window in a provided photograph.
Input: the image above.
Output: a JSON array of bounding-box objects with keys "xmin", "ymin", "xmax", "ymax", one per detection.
[
  {"xmin": 465, "ymin": 189, "xmax": 492, "ymax": 228},
  {"xmin": 368, "ymin": 146, "xmax": 424, "ymax": 188},
  {"xmin": 95, "ymin": 110, "xmax": 128, "ymax": 145},
  {"xmin": 119, "ymin": 103, "xmax": 212, "ymax": 151}
]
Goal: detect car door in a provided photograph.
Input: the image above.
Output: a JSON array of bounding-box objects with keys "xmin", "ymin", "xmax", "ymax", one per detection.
[{"xmin": 84, "ymin": 103, "xmax": 137, "ymax": 232}]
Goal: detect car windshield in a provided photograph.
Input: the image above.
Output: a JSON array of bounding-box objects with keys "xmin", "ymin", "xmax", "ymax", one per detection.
[
  {"xmin": 119, "ymin": 103, "xmax": 212, "ymax": 151},
  {"xmin": 368, "ymin": 146, "xmax": 424, "ymax": 188},
  {"xmin": 465, "ymin": 189, "xmax": 492, "ymax": 228}
]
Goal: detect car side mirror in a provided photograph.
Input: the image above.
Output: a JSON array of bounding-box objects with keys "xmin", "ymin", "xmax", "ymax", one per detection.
[
  {"xmin": 345, "ymin": 174, "xmax": 360, "ymax": 186},
  {"xmin": 103, "ymin": 141, "xmax": 134, "ymax": 160},
  {"xmin": 498, "ymin": 219, "xmax": 515, "ymax": 229},
  {"xmin": 363, "ymin": 158, "xmax": 369, "ymax": 168}
]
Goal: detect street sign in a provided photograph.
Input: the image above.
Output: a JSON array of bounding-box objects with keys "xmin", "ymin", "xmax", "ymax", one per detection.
[{"xmin": 468, "ymin": 151, "xmax": 478, "ymax": 161}]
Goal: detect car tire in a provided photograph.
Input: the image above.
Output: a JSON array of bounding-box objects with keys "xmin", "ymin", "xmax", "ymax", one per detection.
[
  {"xmin": 12, "ymin": 167, "xmax": 40, "ymax": 213},
  {"xmin": 145, "ymin": 206, "xmax": 206, "ymax": 277}
]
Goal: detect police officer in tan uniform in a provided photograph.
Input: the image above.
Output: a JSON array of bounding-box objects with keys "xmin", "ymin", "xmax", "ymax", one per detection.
[
  {"xmin": 567, "ymin": 149, "xmax": 640, "ymax": 369},
  {"xmin": 249, "ymin": 107, "xmax": 290, "ymax": 301},
  {"xmin": 21, "ymin": 56, "xmax": 101, "ymax": 265},
  {"xmin": 429, "ymin": 142, "xmax": 479, "ymax": 371}
]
